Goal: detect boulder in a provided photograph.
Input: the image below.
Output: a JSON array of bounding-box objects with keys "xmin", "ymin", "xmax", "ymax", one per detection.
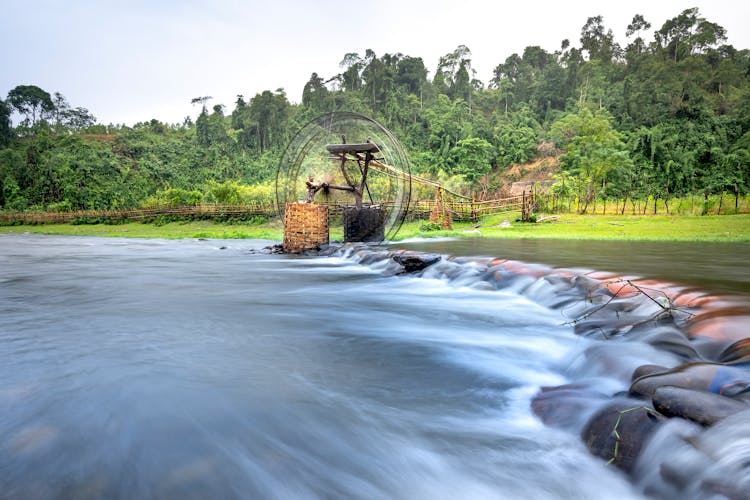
[
  {"xmin": 581, "ymin": 399, "xmax": 664, "ymax": 474},
  {"xmin": 358, "ymin": 252, "xmax": 389, "ymax": 265},
  {"xmin": 531, "ymin": 384, "xmax": 609, "ymax": 431},
  {"xmin": 631, "ymin": 364, "xmax": 669, "ymax": 382},
  {"xmin": 392, "ymin": 253, "xmax": 441, "ymax": 273},
  {"xmin": 248, "ymin": 244, "xmax": 284, "ymax": 255},
  {"xmin": 637, "ymin": 409, "xmax": 750, "ymax": 498},
  {"xmin": 652, "ymin": 386, "xmax": 748, "ymax": 426},
  {"xmin": 625, "ymin": 326, "xmax": 700, "ymax": 359},
  {"xmin": 630, "ymin": 362, "xmax": 750, "ymax": 398},
  {"xmin": 316, "ymin": 244, "xmax": 341, "ymax": 257},
  {"xmin": 718, "ymin": 338, "xmax": 750, "ymax": 364}
]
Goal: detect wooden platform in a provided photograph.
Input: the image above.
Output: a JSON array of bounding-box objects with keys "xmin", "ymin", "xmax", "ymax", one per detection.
[{"xmin": 325, "ymin": 143, "xmax": 380, "ymax": 155}]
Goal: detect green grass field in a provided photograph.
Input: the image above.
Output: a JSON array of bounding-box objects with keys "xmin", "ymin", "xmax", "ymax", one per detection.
[
  {"xmin": 457, "ymin": 213, "xmax": 750, "ymax": 242},
  {"xmin": 2, "ymin": 213, "xmax": 749, "ymax": 242},
  {"xmin": 0, "ymin": 219, "xmax": 284, "ymax": 240}
]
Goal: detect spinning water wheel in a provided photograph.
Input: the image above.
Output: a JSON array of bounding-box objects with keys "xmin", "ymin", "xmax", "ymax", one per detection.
[{"xmin": 276, "ymin": 112, "xmax": 412, "ymax": 251}]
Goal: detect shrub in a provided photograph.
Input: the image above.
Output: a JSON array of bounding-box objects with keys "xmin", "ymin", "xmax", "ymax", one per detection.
[{"xmin": 419, "ymin": 221, "xmax": 442, "ymax": 231}]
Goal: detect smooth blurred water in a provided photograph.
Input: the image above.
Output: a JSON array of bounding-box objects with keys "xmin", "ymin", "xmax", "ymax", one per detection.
[{"xmin": 1, "ymin": 234, "xmax": 743, "ymax": 499}]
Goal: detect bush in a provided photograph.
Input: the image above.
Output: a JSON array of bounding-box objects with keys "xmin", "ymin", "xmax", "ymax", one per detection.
[
  {"xmin": 515, "ymin": 213, "xmax": 538, "ymax": 223},
  {"xmin": 46, "ymin": 200, "xmax": 73, "ymax": 212},
  {"xmin": 419, "ymin": 221, "xmax": 442, "ymax": 231},
  {"xmin": 162, "ymin": 188, "xmax": 203, "ymax": 207},
  {"xmin": 206, "ymin": 181, "xmax": 241, "ymax": 204}
]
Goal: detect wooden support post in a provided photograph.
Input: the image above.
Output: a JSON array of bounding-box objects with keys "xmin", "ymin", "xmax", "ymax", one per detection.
[{"xmin": 471, "ymin": 191, "xmax": 477, "ymax": 222}]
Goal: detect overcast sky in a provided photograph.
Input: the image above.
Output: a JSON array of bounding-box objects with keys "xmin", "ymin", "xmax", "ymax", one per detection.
[{"xmin": 2, "ymin": 0, "xmax": 748, "ymax": 126}]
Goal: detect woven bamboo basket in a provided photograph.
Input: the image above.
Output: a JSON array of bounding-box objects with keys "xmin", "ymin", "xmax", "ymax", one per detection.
[{"xmin": 282, "ymin": 202, "xmax": 329, "ymax": 253}]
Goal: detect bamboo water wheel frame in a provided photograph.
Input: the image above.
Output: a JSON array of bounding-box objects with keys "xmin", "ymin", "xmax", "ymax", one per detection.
[{"xmin": 276, "ymin": 112, "xmax": 412, "ymax": 245}]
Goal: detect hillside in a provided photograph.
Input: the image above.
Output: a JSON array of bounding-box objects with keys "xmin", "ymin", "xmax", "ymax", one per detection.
[{"xmin": 485, "ymin": 156, "xmax": 560, "ymax": 199}]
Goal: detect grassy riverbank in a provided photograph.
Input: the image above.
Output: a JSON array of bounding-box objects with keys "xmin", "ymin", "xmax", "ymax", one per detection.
[
  {"xmin": 0, "ymin": 219, "xmax": 284, "ymax": 240},
  {"xmin": 1, "ymin": 213, "xmax": 749, "ymax": 242},
  {"xmin": 457, "ymin": 213, "xmax": 750, "ymax": 242}
]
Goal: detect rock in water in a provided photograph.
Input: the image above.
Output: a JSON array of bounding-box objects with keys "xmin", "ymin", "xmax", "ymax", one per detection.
[
  {"xmin": 581, "ymin": 399, "xmax": 664, "ymax": 474},
  {"xmin": 635, "ymin": 409, "xmax": 750, "ymax": 499},
  {"xmin": 718, "ymin": 338, "xmax": 750, "ymax": 364},
  {"xmin": 392, "ymin": 253, "xmax": 441, "ymax": 273},
  {"xmin": 531, "ymin": 384, "xmax": 610, "ymax": 431},
  {"xmin": 630, "ymin": 362, "xmax": 750, "ymax": 398},
  {"xmin": 652, "ymin": 386, "xmax": 748, "ymax": 426},
  {"xmin": 248, "ymin": 244, "xmax": 284, "ymax": 255},
  {"xmin": 631, "ymin": 364, "xmax": 669, "ymax": 382},
  {"xmin": 316, "ymin": 244, "xmax": 341, "ymax": 257}
]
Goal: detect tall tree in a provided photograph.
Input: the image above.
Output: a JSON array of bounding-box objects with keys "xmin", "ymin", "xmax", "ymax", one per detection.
[
  {"xmin": 248, "ymin": 89, "xmax": 290, "ymax": 152},
  {"xmin": 7, "ymin": 85, "xmax": 55, "ymax": 127},
  {"xmin": 655, "ymin": 8, "xmax": 727, "ymax": 63},
  {"xmin": 338, "ymin": 53, "xmax": 364, "ymax": 92},
  {"xmin": 195, "ymin": 107, "xmax": 210, "ymax": 146},
  {"xmin": 301, "ymin": 72, "xmax": 329, "ymax": 111},
  {"xmin": 0, "ymin": 99, "xmax": 11, "ymax": 146},
  {"xmin": 625, "ymin": 14, "xmax": 652, "ymax": 57},
  {"xmin": 434, "ymin": 45, "xmax": 474, "ymax": 101},
  {"xmin": 395, "ymin": 56, "xmax": 428, "ymax": 96},
  {"xmin": 580, "ymin": 16, "xmax": 620, "ymax": 63}
]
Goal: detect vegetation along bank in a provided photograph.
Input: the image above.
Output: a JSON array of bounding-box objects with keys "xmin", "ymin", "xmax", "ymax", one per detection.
[{"xmin": 1, "ymin": 7, "xmax": 749, "ymax": 221}]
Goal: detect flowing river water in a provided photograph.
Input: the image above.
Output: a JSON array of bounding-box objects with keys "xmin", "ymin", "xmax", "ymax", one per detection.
[{"xmin": 0, "ymin": 234, "xmax": 748, "ymax": 499}]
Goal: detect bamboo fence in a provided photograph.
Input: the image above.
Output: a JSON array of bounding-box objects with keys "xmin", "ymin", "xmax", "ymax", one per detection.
[{"xmin": 0, "ymin": 196, "xmax": 526, "ymax": 225}]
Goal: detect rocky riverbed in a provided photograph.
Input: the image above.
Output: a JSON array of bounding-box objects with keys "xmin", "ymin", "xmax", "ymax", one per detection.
[{"xmin": 299, "ymin": 243, "xmax": 750, "ymax": 499}]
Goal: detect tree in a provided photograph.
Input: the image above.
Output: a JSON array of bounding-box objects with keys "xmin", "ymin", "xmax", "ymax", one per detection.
[
  {"xmin": 395, "ymin": 56, "xmax": 428, "ymax": 95},
  {"xmin": 51, "ymin": 92, "xmax": 69, "ymax": 128},
  {"xmin": 190, "ymin": 96, "xmax": 213, "ymax": 108},
  {"xmin": 361, "ymin": 50, "xmax": 399, "ymax": 113},
  {"xmin": 434, "ymin": 45, "xmax": 475, "ymax": 102},
  {"xmin": 44, "ymin": 92, "xmax": 96, "ymax": 131},
  {"xmin": 491, "ymin": 53, "xmax": 523, "ymax": 112},
  {"xmin": 231, "ymin": 95, "xmax": 247, "ymax": 130},
  {"xmin": 491, "ymin": 47, "xmax": 560, "ymax": 118},
  {"xmin": 423, "ymin": 94, "xmax": 470, "ymax": 172},
  {"xmin": 580, "ymin": 16, "xmax": 620, "ymax": 63},
  {"xmin": 338, "ymin": 53, "xmax": 364, "ymax": 92},
  {"xmin": 551, "ymin": 108, "xmax": 631, "ymax": 212},
  {"xmin": 64, "ymin": 107, "xmax": 96, "ymax": 131},
  {"xmin": 248, "ymin": 89, "xmax": 290, "ymax": 152},
  {"xmin": 451, "ymin": 137, "xmax": 493, "ymax": 188},
  {"xmin": 0, "ymin": 99, "xmax": 11, "ymax": 146},
  {"xmin": 494, "ymin": 106, "xmax": 540, "ymax": 167},
  {"xmin": 655, "ymin": 8, "xmax": 727, "ymax": 62},
  {"xmin": 302, "ymin": 72, "xmax": 329, "ymax": 111},
  {"xmin": 195, "ymin": 107, "xmax": 211, "ymax": 146},
  {"xmin": 7, "ymin": 85, "xmax": 54, "ymax": 127},
  {"xmin": 625, "ymin": 14, "xmax": 651, "ymax": 57},
  {"xmin": 205, "ymin": 104, "xmax": 229, "ymax": 146}
]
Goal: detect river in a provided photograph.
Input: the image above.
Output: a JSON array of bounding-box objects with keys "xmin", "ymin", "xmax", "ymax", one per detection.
[{"xmin": 0, "ymin": 234, "xmax": 747, "ymax": 499}]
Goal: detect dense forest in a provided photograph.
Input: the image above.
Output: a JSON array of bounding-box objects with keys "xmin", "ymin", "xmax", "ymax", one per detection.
[{"xmin": 1, "ymin": 8, "xmax": 748, "ymax": 214}]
